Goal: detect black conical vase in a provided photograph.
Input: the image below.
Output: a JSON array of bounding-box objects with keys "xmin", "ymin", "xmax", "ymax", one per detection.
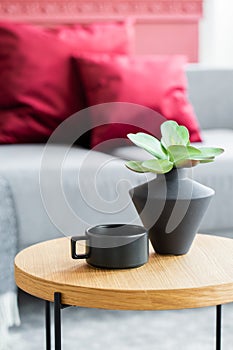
[{"xmin": 129, "ymin": 168, "xmax": 214, "ymax": 255}]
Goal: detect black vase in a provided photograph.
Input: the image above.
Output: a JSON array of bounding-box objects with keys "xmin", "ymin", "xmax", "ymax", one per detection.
[{"xmin": 129, "ymin": 168, "xmax": 214, "ymax": 255}]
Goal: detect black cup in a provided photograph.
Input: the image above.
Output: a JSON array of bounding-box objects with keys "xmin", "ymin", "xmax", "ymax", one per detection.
[{"xmin": 71, "ymin": 224, "xmax": 149, "ymax": 269}]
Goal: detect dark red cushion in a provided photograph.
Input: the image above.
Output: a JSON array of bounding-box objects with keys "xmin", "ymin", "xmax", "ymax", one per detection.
[
  {"xmin": 74, "ymin": 54, "xmax": 202, "ymax": 148},
  {"xmin": 0, "ymin": 20, "xmax": 134, "ymax": 144}
]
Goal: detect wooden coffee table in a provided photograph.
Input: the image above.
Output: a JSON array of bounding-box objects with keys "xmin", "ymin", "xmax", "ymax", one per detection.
[{"xmin": 15, "ymin": 234, "xmax": 233, "ymax": 350}]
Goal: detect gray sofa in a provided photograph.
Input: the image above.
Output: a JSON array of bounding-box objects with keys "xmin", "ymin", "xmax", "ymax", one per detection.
[{"xmin": 0, "ymin": 66, "xmax": 233, "ymax": 252}]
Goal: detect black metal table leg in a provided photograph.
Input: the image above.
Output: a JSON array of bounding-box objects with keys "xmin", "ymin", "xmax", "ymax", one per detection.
[
  {"xmin": 216, "ymin": 305, "xmax": 222, "ymax": 350},
  {"xmin": 54, "ymin": 292, "xmax": 62, "ymax": 350},
  {"xmin": 46, "ymin": 295, "xmax": 224, "ymax": 350},
  {"xmin": 45, "ymin": 301, "xmax": 51, "ymax": 350}
]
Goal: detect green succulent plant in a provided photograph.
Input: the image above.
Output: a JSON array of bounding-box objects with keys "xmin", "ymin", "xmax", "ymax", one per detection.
[{"xmin": 126, "ymin": 121, "xmax": 224, "ymax": 174}]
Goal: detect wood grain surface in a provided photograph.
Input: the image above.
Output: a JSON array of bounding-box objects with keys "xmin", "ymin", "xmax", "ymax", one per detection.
[{"xmin": 15, "ymin": 234, "xmax": 233, "ymax": 310}]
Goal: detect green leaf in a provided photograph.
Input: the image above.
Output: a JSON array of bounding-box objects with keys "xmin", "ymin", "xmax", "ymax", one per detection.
[
  {"xmin": 179, "ymin": 126, "xmax": 190, "ymax": 144},
  {"xmin": 127, "ymin": 133, "xmax": 167, "ymax": 159},
  {"xmin": 142, "ymin": 159, "xmax": 173, "ymax": 174},
  {"xmin": 125, "ymin": 161, "xmax": 150, "ymax": 173},
  {"xmin": 161, "ymin": 121, "xmax": 190, "ymax": 149},
  {"xmin": 181, "ymin": 147, "xmax": 224, "ymax": 161},
  {"xmin": 198, "ymin": 147, "xmax": 224, "ymax": 158},
  {"xmin": 199, "ymin": 159, "xmax": 215, "ymax": 164},
  {"xmin": 167, "ymin": 145, "xmax": 202, "ymax": 164}
]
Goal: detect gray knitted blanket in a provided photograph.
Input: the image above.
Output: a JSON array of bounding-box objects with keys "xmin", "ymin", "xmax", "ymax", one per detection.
[{"xmin": 0, "ymin": 177, "xmax": 20, "ymax": 350}]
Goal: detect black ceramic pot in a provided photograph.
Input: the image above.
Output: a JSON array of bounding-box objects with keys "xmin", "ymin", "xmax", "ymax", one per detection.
[{"xmin": 129, "ymin": 168, "xmax": 214, "ymax": 255}]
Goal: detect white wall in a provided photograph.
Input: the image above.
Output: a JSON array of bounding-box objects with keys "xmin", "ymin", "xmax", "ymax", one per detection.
[{"xmin": 199, "ymin": 0, "xmax": 233, "ymax": 67}]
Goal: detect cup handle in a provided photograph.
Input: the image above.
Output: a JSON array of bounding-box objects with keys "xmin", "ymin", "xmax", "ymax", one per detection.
[{"xmin": 71, "ymin": 236, "xmax": 90, "ymax": 259}]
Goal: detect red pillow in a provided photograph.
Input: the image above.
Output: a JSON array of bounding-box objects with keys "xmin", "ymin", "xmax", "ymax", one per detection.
[
  {"xmin": 48, "ymin": 20, "xmax": 134, "ymax": 54},
  {"xmin": 74, "ymin": 54, "xmax": 202, "ymax": 148},
  {"xmin": 0, "ymin": 20, "xmax": 134, "ymax": 144}
]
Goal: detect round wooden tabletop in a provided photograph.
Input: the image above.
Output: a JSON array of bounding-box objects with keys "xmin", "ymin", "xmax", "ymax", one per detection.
[{"xmin": 15, "ymin": 234, "xmax": 233, "ymax": 311}]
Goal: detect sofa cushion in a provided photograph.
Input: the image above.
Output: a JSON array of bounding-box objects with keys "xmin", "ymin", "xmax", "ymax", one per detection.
[
  {"xmin": 0, "ymin": 144, "xmax": 149, "ymax": 248},
  {"xmin": 74, "ymin": 54, "xmax": 202, "ymax": 148},
  {"xmin": 0, "ymin": 20, "xmax": 134, "ymax": 144}
]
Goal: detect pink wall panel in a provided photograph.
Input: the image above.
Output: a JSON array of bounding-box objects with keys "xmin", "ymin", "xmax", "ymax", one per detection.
[
  {"xmin": 0, "ymin": 0, "xmax": 203, "ymax": 62},
  {"xmin": 135, "ymin": 22, "xmax": 198, "ymax": 62}
]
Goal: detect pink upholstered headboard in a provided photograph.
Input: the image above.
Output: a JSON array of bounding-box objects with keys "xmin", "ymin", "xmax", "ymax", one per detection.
[{"xmin": 0, "ymin": 0, "xmax": 203, "ymax": 62}]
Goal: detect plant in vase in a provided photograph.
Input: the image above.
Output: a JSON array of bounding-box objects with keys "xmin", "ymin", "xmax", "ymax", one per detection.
[{"xmin": 126, "ymin": 121, "xmax": 224, "ymax": 255}]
